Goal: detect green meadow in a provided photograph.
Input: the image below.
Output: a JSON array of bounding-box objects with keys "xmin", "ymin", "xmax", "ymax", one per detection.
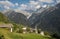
[{"xmin": 0, "ymin": 28, "xmax": 52, "ymax": 39}]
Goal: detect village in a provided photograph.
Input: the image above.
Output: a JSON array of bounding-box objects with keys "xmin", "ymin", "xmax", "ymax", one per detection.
[{"xmin": 0, "ymin": 23, "xmax": 45, "ymax": 36}]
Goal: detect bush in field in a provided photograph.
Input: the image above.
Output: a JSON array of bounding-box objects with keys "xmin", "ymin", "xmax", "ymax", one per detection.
[
  {"xmin": 13, "ymin": 23, "xmax": 23, "ymax": 33},
  {"xmin": 17, "ymin": 27, "xmax": 23, "ymax": 33},
  {"xmin": 51, "ymin": 33, "xmax": 60, "ymax": 39},
  {"xmin": 26, "ymin": 27, "xmax": 30, "ymax": 32},
  {"xmin": 38, "ymin": 29, "xmax": 41, "ymax": 34},
  {"xmin": 0, "ymin": 34, "xmax": 5, "ymax": 39},
  {"xmin": 12, "ymin": 23, "xmax": 18, "ymax": 32},
  {"xmin": 44, "ymin": 31, "xmax": 50, "ymax": 35},
  {"xmin": 15, "ymin": 24, "xmax": 24, "ymax": 33}
]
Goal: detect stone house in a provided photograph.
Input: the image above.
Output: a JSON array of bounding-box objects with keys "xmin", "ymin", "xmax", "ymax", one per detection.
[
  {"xmin": 0, "ymin": 23, "xmax": 13, "ymax": 32},
  {"xmin": 22, "ymin": 27, "xmax": 27, "ymax": 34}
]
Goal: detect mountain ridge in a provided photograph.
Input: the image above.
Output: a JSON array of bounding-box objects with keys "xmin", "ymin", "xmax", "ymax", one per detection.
[{"xmin": 28, "ymin": 3, "xmax": 60, "ymax": 35}]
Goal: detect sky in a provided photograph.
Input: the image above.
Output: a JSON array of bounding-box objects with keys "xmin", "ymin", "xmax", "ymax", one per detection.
[{"xmin": 0, "ymin": 0, "xmax": 60, "ymax": 12}]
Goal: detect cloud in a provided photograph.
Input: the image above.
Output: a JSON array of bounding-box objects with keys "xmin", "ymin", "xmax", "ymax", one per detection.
[
  {"xmin": 20, "ymin": 4, "xmax": 28, "ymax": 10},
  {"xmin": 30, "ymin": 1, "xmax": 39, "ymax": 5},
  {"xmin": 35, "ymin": 5, "xmax": 41, "ymax": 9},
  {"xmin": 57, "ymin": 0, "xmax": 60, "ymax": 3},
  {"xmin": 0, "ymin": 1, "xmax": 14, "ymax": 7},
  {"xmin": 38, "ymin": 0, "xmax": 53, "ymax": 3},
  {"xmin": 4, "ymin": 6, "xmax": 10, "ymax": 9},
  {"xmin": 18, "ymin": 0, "xmax": 59, "ymax": 11},
  {"xmin": 0, "ymin": 0, "xmax": 15, "ymax": 10},
  {"xmin": 42, "ymin": 5, "xmax": 47, "ymax": 8},
  {"xmin": 20, "ymin": 4, "xmax": 27, "ymax": 8},
  {"xmin": 0, "ymin": 0, "xmax": 60, "ymax": 12},
  {"xmin": 15, "ymin": 0, "xmax": 41, "ymax": 11},
  {"xmin": 15, "ymin": 3, "xmax": 19, "ymax": 6},
  {"xmin": 0, "ymin": 0, "xmax": 19, "ymax": 10},
  {"xmin": 19, "ymin": 0, "xmax": 56, "ymax": 11},
  {"xmin": 28, "ymin": 1, "xmax": 41, "ymax": 10}
]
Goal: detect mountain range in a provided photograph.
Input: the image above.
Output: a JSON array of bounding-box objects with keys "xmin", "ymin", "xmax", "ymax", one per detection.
[
  {"xmin": 28, "ymin": 3, "xmax": 60, "ymax": 35},
  {"xmin": 1, "ymin": 3, "xmax": 60, "ymax": 35}
]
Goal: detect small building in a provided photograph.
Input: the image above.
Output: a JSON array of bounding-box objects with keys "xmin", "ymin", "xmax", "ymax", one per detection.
[
  {"xmin": 30, "ymin": 28, "xmax": 45, "ymax": 36},
  {"xmin": 22, "ymin": 27, "xmax": 27, "ymax": 34},
  {"xmin": 0, "ymin": 23, "xmax": 13, "ymax": 32},
  {"xmin": 40, "ymin": 31, "xmax": 45, "ymax": 36},
  {"xmin": 30, "ymin": 28, "xmax": 36, "ymax": 33}
]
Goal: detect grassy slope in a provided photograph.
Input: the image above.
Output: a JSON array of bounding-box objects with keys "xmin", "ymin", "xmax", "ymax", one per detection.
[
  {"xmin": 0, "ymin": 12, "xmax": 10, "ymax": 23},
  {"xmin": 0, "ymin": 28, "xmax": 51, "ymax": 39}
]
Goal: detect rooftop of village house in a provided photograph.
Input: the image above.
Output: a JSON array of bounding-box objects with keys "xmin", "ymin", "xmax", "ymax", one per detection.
[{"xmin": 0, "ymin": 23, "xmax": 13, "ymax": 28}]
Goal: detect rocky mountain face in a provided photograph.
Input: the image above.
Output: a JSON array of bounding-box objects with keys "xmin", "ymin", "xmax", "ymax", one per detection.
[
  {"xmin": 28, "ymin": 3, "xmax": 60, "ymax": 35},
  {"xmin": 28, "ymin": 5, "xmax": 49, "ymax": 27},
  {"xmin": 4, "ymin": 10, "xmax": 30, "ymax": 26}
]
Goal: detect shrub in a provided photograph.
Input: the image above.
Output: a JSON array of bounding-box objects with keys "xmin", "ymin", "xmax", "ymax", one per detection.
[
  {"xmin": 26, "ymin": 27, "xmax": 30, "ymax": 32},
  {"xmin": 51, "ymin": 33, "xmax": 60, "ymax": 39},
  {"xmin": 38, "ymin": 29, "xmax": 41, "ymax": 34},
  {"xmin": 18, "ymin": 27, "xmax": 23, "ymax": 33},
  {"xmin": 44, "ymin": 31, "xmax": 50, "ymax": 35},
  {"xmin": 0, "ymin": 34, "xmax": 5, "ymax": 39}
]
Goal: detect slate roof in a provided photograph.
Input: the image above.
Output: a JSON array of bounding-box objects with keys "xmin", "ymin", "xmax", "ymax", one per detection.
[{"xmin": 0, "ymin": 23, "xmax": 13, "ymax": 28}]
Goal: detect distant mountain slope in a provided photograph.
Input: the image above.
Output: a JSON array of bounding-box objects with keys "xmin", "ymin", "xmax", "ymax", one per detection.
[
  {"xmin": 29, "ymin": 3, "xmax": 60, "ymax": 35},
  {"xmin": 14, "ymin": 10, "xmax": 32, "ymax": 19},
  {"xmin": 4, "ymin": 11, "xmax": 29, "ymax": 26},
  {"xmin": 0, "ymin": 12, "xmax": 9, "ymax": 23}
]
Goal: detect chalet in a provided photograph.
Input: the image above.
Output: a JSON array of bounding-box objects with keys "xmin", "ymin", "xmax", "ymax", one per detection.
[{"xmin": 0, "ymin": 23, "xmax": 13, "ymax": 32}]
